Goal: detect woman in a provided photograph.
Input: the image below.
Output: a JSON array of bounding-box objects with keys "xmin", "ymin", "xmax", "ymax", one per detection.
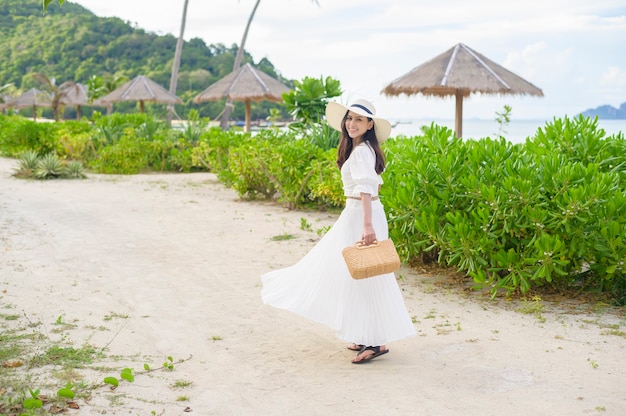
[{"xmin": 261, "ymin": 99, "xmax": 415, "ymax": 364}]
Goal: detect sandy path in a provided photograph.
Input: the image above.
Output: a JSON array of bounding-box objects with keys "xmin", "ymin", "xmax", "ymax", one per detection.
[{"xmin": 0, "ymin": 156, "xmax": 624, "ymax": 415}]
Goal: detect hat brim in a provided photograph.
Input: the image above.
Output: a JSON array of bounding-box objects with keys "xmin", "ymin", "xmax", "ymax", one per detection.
[{"xmin": 325, "ymin": 102, "xmax": 392, "ymax": 143}]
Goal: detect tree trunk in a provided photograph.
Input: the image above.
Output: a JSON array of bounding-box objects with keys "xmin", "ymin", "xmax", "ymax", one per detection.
[
  {"xmin": 167, "ymin": 0, "xmax": 190, "ymax": 126},
  {"xmin": 219, "ymin": 0, "xmax": 261, "ymax": 130}
]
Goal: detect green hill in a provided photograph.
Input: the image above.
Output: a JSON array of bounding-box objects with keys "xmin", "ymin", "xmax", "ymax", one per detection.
[{"xmin": 0, "ymin": 0, "xmax": 290, "ymax": 120}]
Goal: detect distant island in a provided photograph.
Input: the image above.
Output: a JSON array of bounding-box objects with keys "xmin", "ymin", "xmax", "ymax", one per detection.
[{"xmin": 579, "ymin": 102, "xmax": 626, "ymax": 119}]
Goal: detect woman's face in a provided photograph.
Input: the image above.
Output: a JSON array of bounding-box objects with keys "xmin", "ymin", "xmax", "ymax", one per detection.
[{"xmin": 344, "ymin": 111, "xmax": 374, "ymax": 141}]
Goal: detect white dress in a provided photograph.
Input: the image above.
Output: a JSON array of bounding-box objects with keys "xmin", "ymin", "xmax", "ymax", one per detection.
[{"xmin": 261, "ymin": 143, "xmax": 416, "ymax": 346}]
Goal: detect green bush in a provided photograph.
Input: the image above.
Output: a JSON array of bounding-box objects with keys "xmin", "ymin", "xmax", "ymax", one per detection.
[
  {"xmin": 0, "ymin": 115, "xmax": 61, "ymax": 156},
  {"xmin": 13, "ymin": 149, "xmax": 40, "ymax": 177},
  {"xmin": 88, "ymin": 133, "xmax": 149, "ymax": 174},
  {"xmin": 191, "ymin": 128, "xmax": 247, "ymax": 184},
  {"xmin": 56, "ymin": 121, "xmax": 94, "ymax": 161},
  {"xmin": 224, "ymin": 130, "xmax": 343, "ymax": 209},
  {"xmin": 228, "ymin": 132, "xmax": 282, "ymax": 200},
  {"xmin": 263, "ymin": 133, "xmax": 319, "ymax": 208},
  {"xmin": 307, "ymin": 147, "xmax": 343, "ymax": 209},
  {"xmin": 13, "ymin": 151, "xmax": 86, "ymax": 180},
  {"xmin": 2, "ymin": 112, "xmax": 623, "ymax": 301},
  {"xmin": 384, "ymin": 117, "xmax": 626, "ymax": 298}
]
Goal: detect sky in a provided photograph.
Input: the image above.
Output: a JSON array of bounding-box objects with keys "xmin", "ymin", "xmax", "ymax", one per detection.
[{"xmin": 71, "ymin": 0, "xmax": 626, "ymax": 122}]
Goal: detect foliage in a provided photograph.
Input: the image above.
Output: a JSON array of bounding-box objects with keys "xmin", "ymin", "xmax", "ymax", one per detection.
[
  {"xmin": 177, "ymin": 109, "xmax": 209, "ymax": 144},
  {"xmin": 282, "ymin": 75, "xmax": 342, "ymax": 149},
  {"xmin": 43, "ymin": 0, "xmax": 65, "ymax": 11},
  {"xmin": 0, "ymin": 115, "xmax": 61, "ymax": 156},
  {"xmin": 494, "ymin": 104, "xmax": 512, "ymax": 137},
  {"xmin": 14, "ymin": 149, "xmax": 40, "ymax": 177},
  {"xmin": 13, "ymin": 151, "xmax": 86, "ymax": 180},
  {"xmin": 88, "ymin": 133, "xmax": 148, "ymax": 174},
  {"xmin": 0, "ymin": 310, "xmax": 192, "ymax": 414},
  {"xmin": 33, "ymin": 73, "xmax": 71, "ymax": 121},
  {"xmin": 227, "ymin": 133, "xmax": 281, "ymax": 200},
  {"xmin": 65, "ymin": 159, "xmax": 87, "ymax": 178},
  {"xmin": 55, "ymin": 121, "xmax": 94, "ymax": 160},
  {"xmin": 1, "ymin": 111, "xmax": 624, "ymax": 300},
  {"xmin": 383, "ymin": 116, "xmax": 626, "ymax": 299},
  {"xmin": 191, "ymin": 128, "xmax": 248, "ymax": 184},
  {"xmin": 225, "ymin": 130, "xmax": 341, "ymax": 209},
  {"xmin": 307, "ymin": 147, "xmax": 343, "ymax": 208},
  {"xmin": 35, "ymin": 152, "xmax": 65, "ymax": 179}
]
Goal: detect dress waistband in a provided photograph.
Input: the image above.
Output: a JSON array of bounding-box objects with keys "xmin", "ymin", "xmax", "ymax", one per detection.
[{"xmin": 346, "ymin": 196, "xmax": 379, "ymax": 201}]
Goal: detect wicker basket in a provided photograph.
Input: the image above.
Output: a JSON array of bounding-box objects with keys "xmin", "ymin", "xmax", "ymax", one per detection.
[{"xmin": 342, "ymin": 239, "xmax": 401, "ymax": 279}]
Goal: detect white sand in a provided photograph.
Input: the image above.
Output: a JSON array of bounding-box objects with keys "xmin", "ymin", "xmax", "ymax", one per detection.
[{"xmin": 1, "ymin": 156, "xmax": 624, "ymax": 415}]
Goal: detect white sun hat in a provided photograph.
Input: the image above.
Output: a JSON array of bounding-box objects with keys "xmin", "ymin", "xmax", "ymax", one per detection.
[{"xmin": 325, "ymin": 98, "xmax": 392, "ymax": 142}]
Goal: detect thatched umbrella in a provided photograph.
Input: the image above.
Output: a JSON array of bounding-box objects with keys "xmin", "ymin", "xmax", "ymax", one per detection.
[
  {"xmin": 6, "ymin": 88, "xmax": 52, "ymax": 121},
  {"xmin": 193, "ymin": 63, "xmax": 290, "ymax": 132},
  {"xmin": 95, "ymin": 75, "xmax": 182, "ymax": 113},
  {"xmin": 0, "ymin": 93, "xmax": 12, "ymax": 114},
  {"xmin": 0, "ymin": 98, "xmax": 10, "ymax": 115},
  {"xmin": 59, "ymin": 82, "xmax": 89, "ymax": 119},
  {"xmin": 381, "ymin": 43, "xmax": 544, "ymax": 138}
]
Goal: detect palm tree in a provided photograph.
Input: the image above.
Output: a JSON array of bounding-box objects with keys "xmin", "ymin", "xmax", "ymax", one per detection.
[
  {"xmin": 89, "ymin": 74, "xmax": 128, "ymax": 115},
  {"xmin": 34, "ymin": 73, "xmax": 70, "ymax": 121},
  {"xmin": 219, "ymin": 0, "xmax": 320, "ymax": 130},
  {"xmin": 167, "ymin": 0, "xmax": 190, "ymax": 126}
]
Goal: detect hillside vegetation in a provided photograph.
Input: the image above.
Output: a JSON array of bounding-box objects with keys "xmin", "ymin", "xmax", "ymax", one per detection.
[{"xmin": 0, "ymin": 0, "xmax": 290, "ymax": 120}]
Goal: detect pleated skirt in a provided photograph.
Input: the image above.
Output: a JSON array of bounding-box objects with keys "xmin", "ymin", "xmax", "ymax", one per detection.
[{"xmin": 261, "ymin": 199, "xmax": 416, "ymax": 346}]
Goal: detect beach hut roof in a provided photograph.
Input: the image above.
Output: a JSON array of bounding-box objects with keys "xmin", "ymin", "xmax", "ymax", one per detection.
[
  {"xmin": 6, "ymin": 88, "xmax": 52, "ymax": 109},
  {"xmin": 381, "ymin": 43, "xmax": 543, "ymax": 137},
  {"xmin": 193, "ymin": 63, "xmax": 291, "ymax": 132},
  {"xmin": 193, "ymin": 63, "xmax": 290, "ymax": 103},
  {"xmin": 96, "ymin": 75, "xmax": 182, "ymax": 105},
  {"xmin": 59, "ymin": 82, "xmax": 89, "ymax": 106},
  {"xmin": 382, "ymin": 43, "xmax": 544, "ymax": 98}
]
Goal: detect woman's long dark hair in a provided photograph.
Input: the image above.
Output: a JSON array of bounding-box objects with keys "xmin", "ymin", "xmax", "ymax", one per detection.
[{"xmin": 336, "ymin": 112, "xmax": 386, "ymax": 174}]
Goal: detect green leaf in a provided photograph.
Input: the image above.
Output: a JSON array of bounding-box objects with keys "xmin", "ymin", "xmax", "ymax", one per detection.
[
  {"xmin": 58, "ymin": 387, "xmax": 75, "ymax": 399},
  {"xmin": 120, "ymin": 367, "xmax": 135, "ymax": 382},
  {"xmin": 23, "ymin": 398, "xmax": 43, "ymax": 409},
  {"xmin": 43, "ymin": 0, "xmax": 64, "ymax": 11},
  {"xmin": 104, "ymin": 376, "xmax": 119, "ymax": 387}
]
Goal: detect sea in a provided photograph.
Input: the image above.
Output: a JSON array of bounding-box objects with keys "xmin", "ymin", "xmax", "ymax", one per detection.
[{"xmin": 388, "ymin": 118, "xmax": 626, "ymax": 144}]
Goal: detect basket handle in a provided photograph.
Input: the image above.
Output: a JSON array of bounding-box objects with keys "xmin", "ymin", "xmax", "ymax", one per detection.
[{"xmin": 355, "ymin": 240, "xmax": 379, "ymax": 249}]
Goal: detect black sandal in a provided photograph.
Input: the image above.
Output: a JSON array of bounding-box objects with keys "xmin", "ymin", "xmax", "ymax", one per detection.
[
  {"xmin": 352, "ymin": 345, "xmax": 389, "ymax": 364},
  {"xmin": 347, "ymin": 343, "xmax": 364, "ymax": 351}
]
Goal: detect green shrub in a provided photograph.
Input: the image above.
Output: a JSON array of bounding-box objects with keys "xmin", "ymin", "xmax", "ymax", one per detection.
[
  {"xmin": 224, "ymin": 130, "xmax": 343, "ymax": 209},
  {"xmin": 307, "ymin": 147, "xmax": 343, "ymax": 209},
  {"xmin": 35, "ymin": 153, "xmax": 65, "ymax": 179},
  {"xmin": 88, "ymin": 134, "xmax": 148, "ymax": 174},
  {"xmin": 228, "ymin": 133, "xmax": 281, "ymax": 200},
  {"xmin": 176, "ymin": 109, "xmax": 209, "ymax": 145},
  {"xmin": 13, "ymin": 150, "xmax": 40, "ymax": 177},
  {"xmin": 65, "ymin": 160, "xmax": 86, "ymax": 178},
  {"xmin": 264, "ymin": 133, "xmax": 319, "ymax": 208},
  {"xmin": 2, "ymin": 111, "xmax": 622, "ymax": 301},
  {"xmin": 167, "ymin": 140, "xmax": 196, "ymax": 172},
  {"xmin": 384, "ymin": 117, "xmax": 626, "ymax": 298},
  {"xmin": 0, "ymin": 115, "xmax": 60, "ymax": 156},
  {"xmin": 191, "ymin": 128, "xmax": 249, "ymax": 184},
  {"xmin": 56, "ymin": 127, "xmax": 94, "ymax": 161}
]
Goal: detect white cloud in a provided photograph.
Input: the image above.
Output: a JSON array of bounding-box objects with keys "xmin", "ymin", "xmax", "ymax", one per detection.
[
  {"xmin": 601, "ymin": 66, "xmax": 626, "ymax": 87},
  {"xmin": 71, "ymin": 0, "xmax": 626, "ymax": 120}
]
